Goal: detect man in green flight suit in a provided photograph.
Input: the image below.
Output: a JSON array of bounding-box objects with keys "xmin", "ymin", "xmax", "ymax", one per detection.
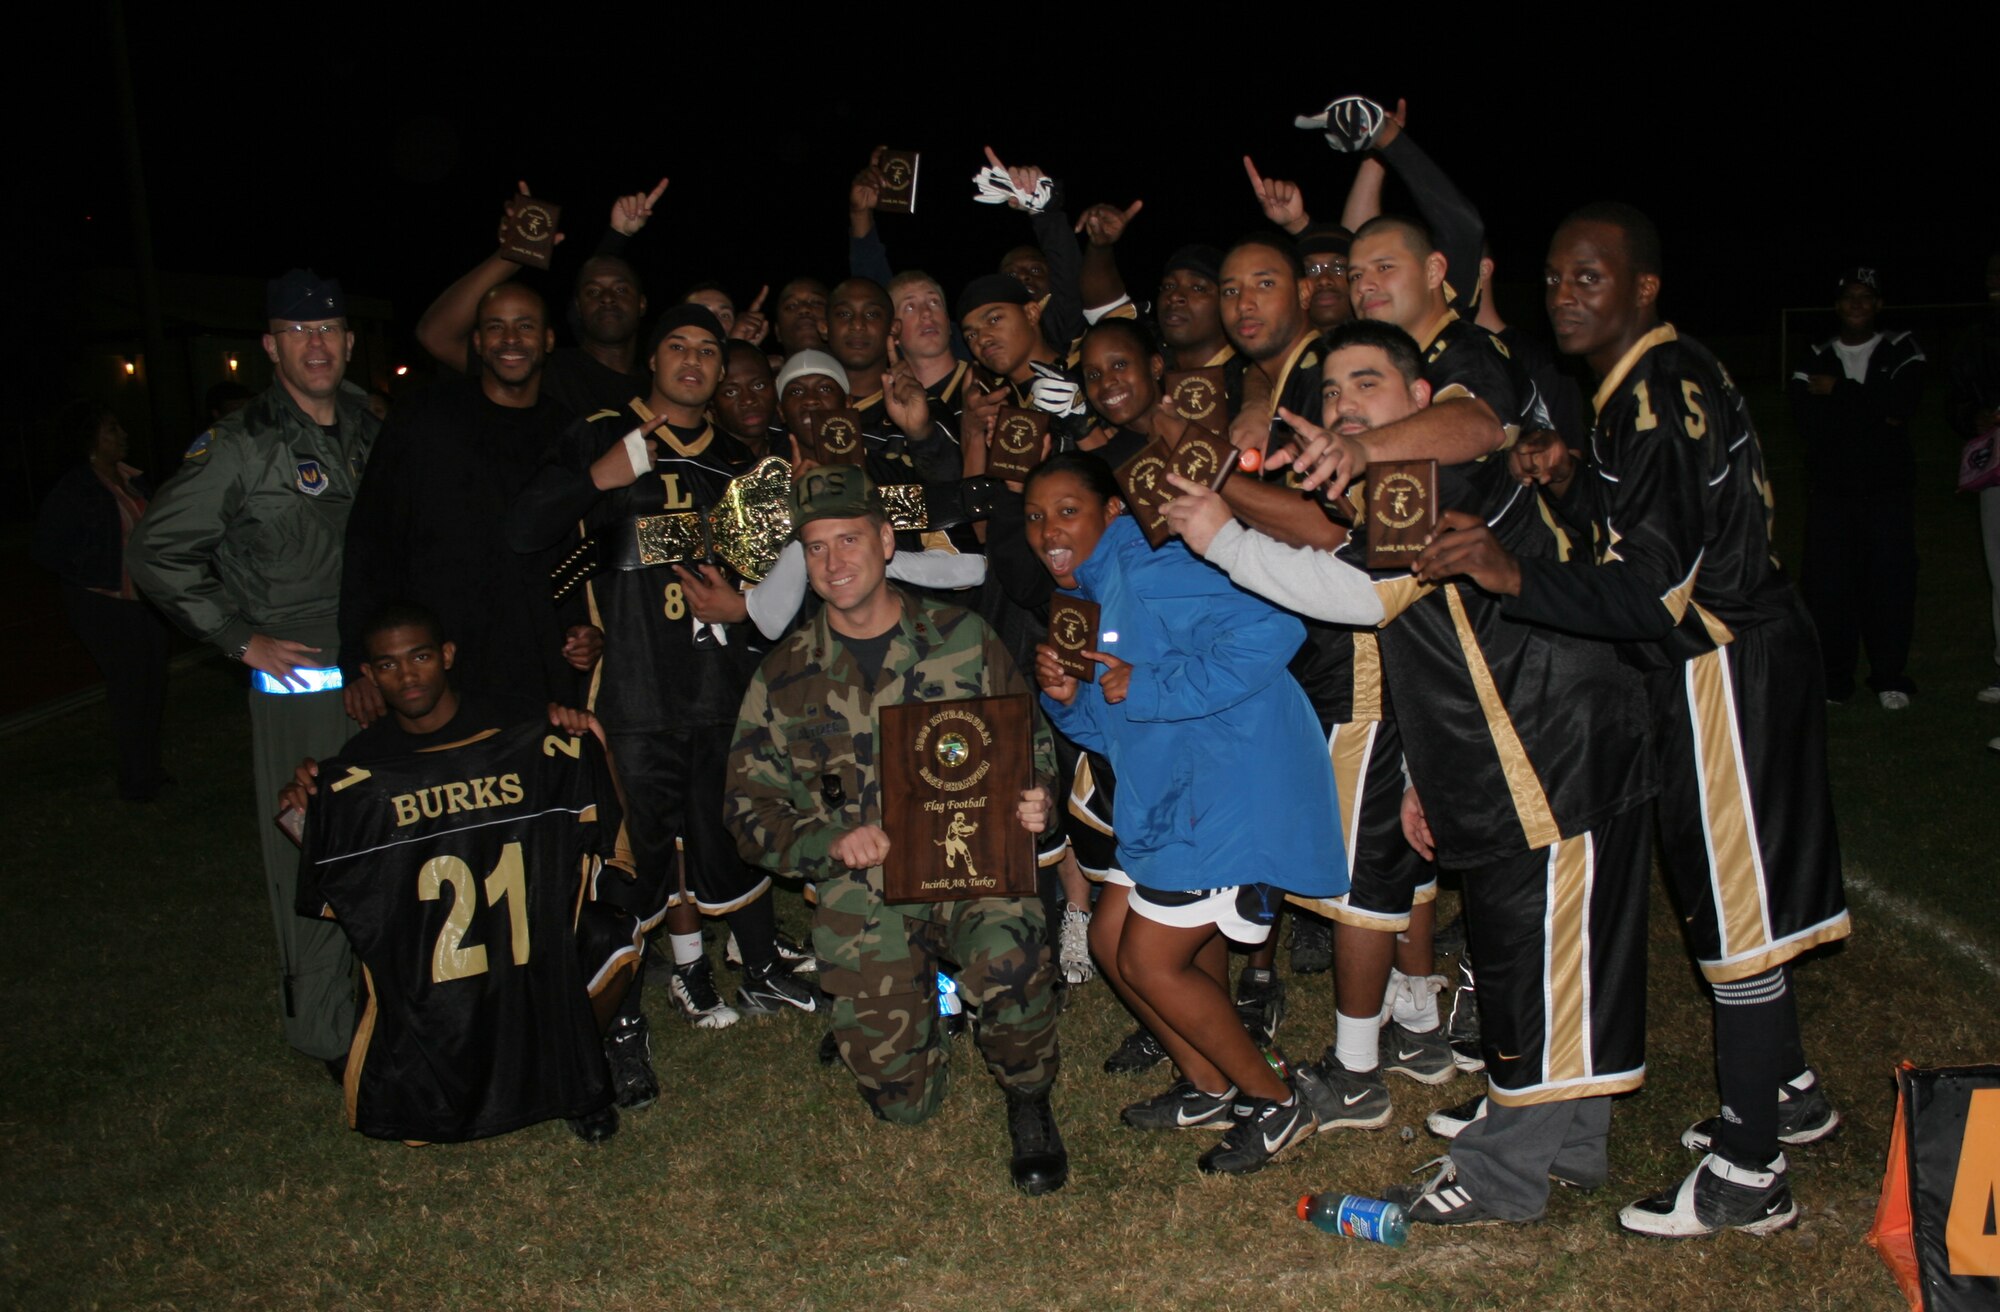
[
  {"xmin": 725, "ymin": 466, "xmax": 1069, "ymax": 1194},
  {"xmin": 128, "ymin": 270, "xmax": 382, "ymax": 1078}
]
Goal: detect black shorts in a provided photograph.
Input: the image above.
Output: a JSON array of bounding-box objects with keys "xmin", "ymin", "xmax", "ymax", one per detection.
[
  {"xmin": 1650, "ymin": 616, "xmax": 1850, "ymax": 983},
  {"xmin": 605, "ymin": 725, "xmax": 770, "ymax": 922},
  {"xmin": 1466, "ymin": 806, "xmax": 1651, "ymax": 1107},
  {"xmin": 1287, "ymin": 717, "xmax": 1434, "ymax": 930}
]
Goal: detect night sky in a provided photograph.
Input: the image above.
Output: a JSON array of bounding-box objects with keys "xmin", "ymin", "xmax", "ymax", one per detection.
[{"xmin": 17, "ymin": 17, "xmax": 1995, "ymax": 448}]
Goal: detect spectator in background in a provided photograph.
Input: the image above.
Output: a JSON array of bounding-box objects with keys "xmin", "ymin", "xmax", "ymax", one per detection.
[
  {"xmin": 31, "ymin": 402, "xmax": 170, "ymax": 802},
  {"xmin": 1946, "ymin": 249, "xmax": 2000, "ymax": 715},
  {"xmin": 1789, "ymin": 266, "xmax": 1926, "ymax": 708}
]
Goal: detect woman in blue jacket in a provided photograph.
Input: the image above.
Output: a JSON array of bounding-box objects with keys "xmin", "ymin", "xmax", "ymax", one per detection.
[{"xmin": 1026, "ymin": 452, "xmax": 1344, "ymax": 1175}]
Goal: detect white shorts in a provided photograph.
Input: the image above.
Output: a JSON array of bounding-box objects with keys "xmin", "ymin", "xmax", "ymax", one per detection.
[{"xmin": 1127, "ymin": 883, "xmax": 1273, "ymax": 945}]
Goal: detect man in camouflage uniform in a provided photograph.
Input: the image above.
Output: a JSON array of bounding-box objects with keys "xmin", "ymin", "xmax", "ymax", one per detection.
[
  {"xmin": 726, "ymin": 466, "xmax": 1069, "ymax": 1194},
  {"xmin": 128, "ymin": 270, "xmax": 381, "ymax": 1075}
]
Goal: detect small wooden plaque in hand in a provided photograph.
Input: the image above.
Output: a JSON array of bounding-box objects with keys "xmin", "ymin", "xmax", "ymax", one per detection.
[
  {"xmin": 1362, "ymin": 459, "xmax": 1439, "ymax": 570},
  {"xmin": 499, "ymin": 196, "xmax": 562, "ymax": 270},
  {"xmin": 1046, "ymin": 595, "xmax": 1100, "ymax": 683},
  {"xmin": 876, "ymin": 150, "xmax": 920, "ymax": 214},
  {"xmin": 1162, "ymin": 368, "xmax": 1231, "ymax": 434},
  {"xmin": 806, "ymin": 408, "xmax": 867, "ymax": 466},
  {"xmin": 879, "ymin": 693, "xmax": 1037, "ymax": 903},
  {"xmin": 987, "ymin": 406, "xmax": 1049, "ymax": 481}
]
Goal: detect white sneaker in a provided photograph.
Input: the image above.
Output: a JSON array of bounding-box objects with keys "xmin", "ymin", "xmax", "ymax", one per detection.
[
  {"xmin": 1976, "ymin": 683, "xmax": 2000, "ymax": 705},
  {"xmin": 1878, "ymin": 690, "xmax": 1912, "ymax": 710},
  {"xmin": 1058, "ymin": 905, "xmax": 1094, "ymax": 984}
]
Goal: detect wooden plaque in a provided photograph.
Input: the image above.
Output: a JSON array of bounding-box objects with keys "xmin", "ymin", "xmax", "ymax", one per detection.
[
  {"xmin": 1115, "ymin": 439, "xmax": 1175, "ymax": 546},
  {"xmin": 499, "ymin": 196, "xmax": 562, "ymax": 270},
  {"xmin": 806, "ymin": 408, "xmax": 867, "ymax": 466},
  {"xmin": 1162, "ymin": 368, "xmax": 1231, "ymax": 434},
  {"xmin": 1046, "ymin": 595, "xmax": 1100, "ymax": 683},
  {"xmin": 987, "ymin": 406, "xmax": 1049, "ymax": 481},
  {"xmin": 879, "ymin": 694, "xmax": 1037, "ymax": 903},
  {"xmin": 1363, "ymin": 459, "xmax": 1439, "ymax": 570},
  {"xmin": 876, "ymin": 149, "xmax": 920, "ymax": 214}
]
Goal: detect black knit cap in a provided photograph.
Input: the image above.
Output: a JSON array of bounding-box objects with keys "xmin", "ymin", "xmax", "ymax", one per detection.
[
  {"xmin": 1161, "ymin": 244, "xmax": 1223, "ymax": 282},
  {"xmin": 954, "ymin": 273, "xmax": 1032, "ymax": 323},
  {"xmin": 646, "ymin": 303, "xmax": 727, "ymax": 355},
  {"xmin": 1295, "ymin": 224, "xmax": 1353, "ymax": 259}
]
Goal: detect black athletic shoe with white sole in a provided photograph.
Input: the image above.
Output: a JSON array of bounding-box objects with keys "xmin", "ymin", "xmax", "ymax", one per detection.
[
  {"xmin": 1425, "ymin": 1093, "xmax": 1487, "ymax": 1139},
  {"xmin": 1288, "ymin": 915, "xmax": 1333, "ymax": 974},
  {"xmin": 1681, "ymin": 1069, "xmax": 1841, "ymax": 1152},
  {"xmin": 1234, "ymin": 967, "xmax": 1287, "ymax": 1046},
  {"xmin": 736, "ymin": 960, "xmax": 819, "ymax": 1014},
  {"xmin": 1619, "ymin": 1152, "xmax": 1798, "ymax": 1237},
  {"xmin": 604, "ymin": 1014, "xmax": 659, "ymax": 1110},
  {"xmin": 1380, "ymin": 1020, "xmax": 1457, "ymax": 1085},
  {"xmin": 1294, "ymin": 1059, "xmax": 1393, "ymax": 1131},
  {"xmin": 1197, "ymin": 1088, "xmax": 1317, "ymax": 1175},
  {"xmin": 566, "ymin": 1102, "xmax": 619, "ymax": 1144},
  {"xmin": 1103, "ymin": 1026, "xmax": 1169, "ymax": 1075},
  {"xmin": 1121, "ymin": 1080, "xmax": 1241, "ymax": 1132},
  {"xmin": 668, "ymin": 957, "xmax": 740, "ymax": 1029}
]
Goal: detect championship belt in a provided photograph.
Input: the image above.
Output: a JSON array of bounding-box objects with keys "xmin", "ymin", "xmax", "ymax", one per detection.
[{"xmin": 550, "ymin": 464, "xmax": 1003, "ymax": 602}]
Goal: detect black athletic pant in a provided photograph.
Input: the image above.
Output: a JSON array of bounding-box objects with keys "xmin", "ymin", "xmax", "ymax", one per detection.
[{"xmin": 1801, "ymin": 485, "xmax": 1916, "ymax": 698}]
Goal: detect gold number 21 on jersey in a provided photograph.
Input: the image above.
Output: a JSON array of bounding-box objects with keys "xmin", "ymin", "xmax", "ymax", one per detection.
[{"xmin": 417, "ymin": 841, "xmax": 531, "ymax": 983}]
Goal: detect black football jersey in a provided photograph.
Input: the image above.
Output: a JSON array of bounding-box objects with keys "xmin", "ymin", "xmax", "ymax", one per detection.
[
  {"xmin": 1506, "ymin": 326, "xmax": 1800, "ymax": 663},
  {"xmin": 559, "ymin": 410, "xmax": 769, "ymax": 732},
  {"xmin": 299, "ymin": 721, "xmax": 621, "ymax": 1142}
]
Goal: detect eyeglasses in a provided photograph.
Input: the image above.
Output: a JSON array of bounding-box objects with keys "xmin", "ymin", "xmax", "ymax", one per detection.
[
  {"xmin": 1306, "ymin": 261, "xmax": 1348, "ymax": 279},
  {"xmin": 271, "ymin": 323, "xmax": 347, "ymax": 339}
]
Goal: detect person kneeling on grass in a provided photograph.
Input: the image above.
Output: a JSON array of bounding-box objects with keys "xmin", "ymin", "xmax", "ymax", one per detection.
[
  {"xmin": 1026, "ymin": 453, "xmax": 1345, "ymax": 1175},
  {"xmin": 725, "ymin": 467, "xmax": 1068, "ymax": 1196}
]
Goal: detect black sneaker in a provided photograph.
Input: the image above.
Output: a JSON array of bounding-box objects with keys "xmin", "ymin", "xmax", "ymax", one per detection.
[
  {"xmin": 668, "ymin": 957, "xmax": 741, "ymax": 1030},
  {"xmin": 1103, "ymin": 1026, "xmax": 1169, "ymax": 1075},
  {"xmin": 736, "ymin": 960, "xmax": 819, "ymax": 1014},
  {"xmin": 1445, "ymin": 957, "xmax": 1483, "ymax": 1073},
  {"xmin": 1294, "ymin": 1059, "xmax": 1392, "ymax": 1131},
  {"xmin": 566, "ymin": 1102, "xmax": 619, "ymax": 1143},
  {"xmin": 1380, "ymin": 1020, "xmax": 1456, "ymax": 1086},
  {"xmin": 1619, "ymin": 1152, "xmax": 1797, "ymax": 1237},
  {"xmin": 1288, "ymin": 915, "xmax": 1333, "ymax": 974},
  {"xmin": 604, "ymin": 1014, "xmax": 659, "ymax": 1110},
  {"xmin": 1681, "ymin": 1069, "xmax": 1841, "ymax": 1152},
  {"xmin": 1234, "ymin": 967, "xmax": 1287, "ymax": 1046},
  {"xmin": 1197, "ymin": 1087, "xmax": 1317, "ymax": 1175},
  {"xmin": 1005, "ymin": 1088, "xmax": 1068, "ymax": 1196},
  {"xmin": 1385, "ymin": 1155, "xmax": 1536, "ymax": 1226},
  {"xmin": 1121, "ymin": 1080, "xmax": 1241, "ymax": 1132},
  {"xmin": 1425, "ymin": 1093, "xmax": 1487, "ymax": 1139},
  {"xmin": 724, "ymin": 929, "xmax": 818, "ymax": 975}
]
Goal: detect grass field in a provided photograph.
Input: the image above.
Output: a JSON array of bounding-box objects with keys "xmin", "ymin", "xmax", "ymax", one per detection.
[{"xmin": 2, "ymin": 387, "xmax": 1994, "ymax": 1311}]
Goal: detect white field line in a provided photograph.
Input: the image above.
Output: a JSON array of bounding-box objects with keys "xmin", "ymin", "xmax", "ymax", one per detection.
[{"xmin": 1845, "ymin": 864, "xmax": 2000, "ymax": 983}]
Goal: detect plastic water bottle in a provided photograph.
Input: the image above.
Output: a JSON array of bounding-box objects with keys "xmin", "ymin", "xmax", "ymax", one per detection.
[
  {"xmin": 936, "ymin": 971, "xmax": 962, "ymax": 1018},
  {"xmin": 1296, "ymin": 1192, "xmax": 1408, "ymax": 1247}
]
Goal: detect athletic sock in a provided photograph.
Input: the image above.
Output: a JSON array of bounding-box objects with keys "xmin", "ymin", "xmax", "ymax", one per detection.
[
  {"xmin": 1711, "ymin": 966, "xmax": 1790, "ymax": 1165},
  {"xmin": 1773, "ymin": 964, "xmax": 1808, "ymax": 1079},
  {"xmin": 1335, "ymin": 1010, "xmax": 1379, "ymax": 1073},
  {"xmin": 669, "ymin": 932, "xmax": 704, "ymax": 968}
]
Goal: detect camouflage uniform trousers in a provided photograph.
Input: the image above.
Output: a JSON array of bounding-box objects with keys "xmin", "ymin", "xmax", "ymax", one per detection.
[{"xmin": 813, "ymin": 882, "xmax": 1059, "ymax": 1125}]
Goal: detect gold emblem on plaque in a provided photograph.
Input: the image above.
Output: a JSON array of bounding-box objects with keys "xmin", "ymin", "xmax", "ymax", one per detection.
[
  {"xmin": 915, "ymin": 707, "xmax": 994, "ymax": 792},
  {"xmin": 818, "ymin": 415, "xmax": 860, "ymax": 458},
  {"xmin": 1053, "ymin": 610, "xmax": 1088, "ymax": 653},
  {"xmin": 997, "ymin": 414, "xmax": 1039, "ymax": 457},
  {"xmin": 516, "ymin": 204, "xmax": 554, "ymax": 239},
  {"xmin": 935, "ymin": 812, "xmax": 980, "ymax": 878},
  {"xmin": 936, "ymin": 732, "xmax": 970, "ymax": 768},
  {"xmin": 1373, "ymin": 471, "xmax": 1427, "ymax": 530},
  {"xmin": 1172, "ymin": 376, "xmax": 1220, "ymax": 420},
  {"xmin": 882, "ymin": 157, "xmax": 913, "ymax": 189}
]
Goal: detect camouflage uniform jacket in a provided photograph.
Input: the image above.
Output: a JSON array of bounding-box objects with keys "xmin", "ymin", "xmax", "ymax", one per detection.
[{"xmin": 727, "ymin": 585, "xmax": 1057, "ymax": 924}]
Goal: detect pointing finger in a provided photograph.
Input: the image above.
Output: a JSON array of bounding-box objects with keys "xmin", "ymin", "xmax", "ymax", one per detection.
[
  {"xmin": 748, "ymin": 284, "xmax": 769, "ymax": 312},
  {"xmin": 645, "ymin": 176, "xmax": 669, "ymax": 205},
  {"xmin": 983, "ymin": 144, "xmax": 1007, "ymax": 173},
  {"xmin": 1242, "ymin": 156, "xmax": 1265, "ymax": 194}
]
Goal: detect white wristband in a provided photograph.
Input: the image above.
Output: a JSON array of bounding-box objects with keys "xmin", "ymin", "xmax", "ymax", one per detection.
[{"xmin": 623, "ymin": 428, "xmax": 654, "ymax": 479}]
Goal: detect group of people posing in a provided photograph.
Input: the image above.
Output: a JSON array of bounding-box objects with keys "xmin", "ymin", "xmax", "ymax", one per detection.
[{"xmin": 117, "ymin": 101, "xmax": 1850, "ymax": 1238}]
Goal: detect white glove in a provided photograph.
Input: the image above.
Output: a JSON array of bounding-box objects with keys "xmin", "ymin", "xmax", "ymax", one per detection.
[
  {"xmin": 1027, "ymin": 362, "xmax": 1086, "ymax": 417},
  {"xmin": 1295, "ymin": 96, "xmax": 1386, "ymax": 153},
  {"xmin": 971, "ymin": 166, "xmax": 1054, "ymax": 214}
]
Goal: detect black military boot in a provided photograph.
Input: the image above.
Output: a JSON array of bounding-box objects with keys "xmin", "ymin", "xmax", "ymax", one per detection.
[{"xmin": 1005, "ymin": 1087, "xmax": 1069, "ymax": 1196}]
